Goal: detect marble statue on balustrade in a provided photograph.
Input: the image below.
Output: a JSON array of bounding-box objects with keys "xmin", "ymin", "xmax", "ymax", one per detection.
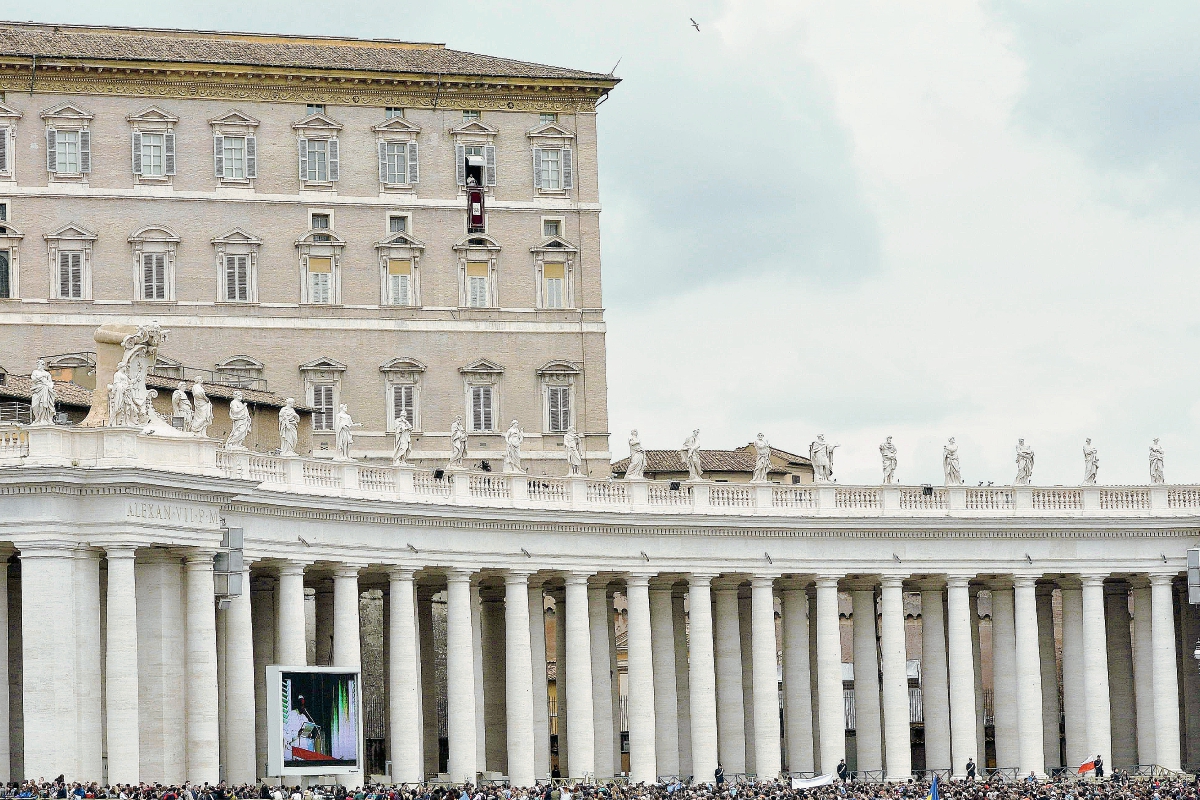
[
  {"xmin": 504, "ymin": 420, "xmax": 525, "ymax": 474},
  {"xmin": 278, "ymin": 399, "xmax": 300, "ymax": 457},
  {"xmin": 751, "ymin": 433, "xmax": 771, "ymax": 483},
  {"xmin": 393, "ymin": 415, "xmax": 413, "ymax": 466},
  {"xmin": 1150, "ymin": 438, "xmax": 1165, "ymax": 484},
  {"xmin": 107, "ymin": 364, "xmax": 136, "ymax": 427},
  {"xmin": 334, "ymin": 405, "xmax": 362, "ymax": 461},
  {"xmin": 626, "ymin": 430, "xmax": 646, "ymax": 480},
  {"xmin": 172, "ymin": 382, "xmax": 193, "ymax": 431},
  {"xmin": 106, "ymin": 322, "xmax": 167, "ymax": 428},
  {"xmin": 682, "ymin": 429, "xmax": 703, "ymax": 481},
  {"xmin": 189, "ymin": 381, "xmax": 213, "ymax": 437},
  {"xmin": 29, "ymin": 359, "xmax": 56, "ymax": 425},
  {"xmin": 1082, "ymin": 439, "xmax": 1099, "ymax": 486},
  {"xmin": 880, "ymin": 436, "xmax": 898, "ymax": 484},
  {"xmin": 943, "ymin": 437, "xmax": 963, "ymax": 485},
  {"xmin": 564, "ymin": 426, "xmax": 583, "ymax": 476},
  {"xmin": 809, "ymin": 434, "xmax": 837, "ymax": 482},
  {"xmin": 448, "ymin": 416, "xmax": 467, "ymax": 469},
  {"xmin": 225, "ymin": 391, "xmax": 251, "ymax": 450},
  {"xmin": 1014, "ymin": 438, "xmax": 1035, "ymax": 485}
]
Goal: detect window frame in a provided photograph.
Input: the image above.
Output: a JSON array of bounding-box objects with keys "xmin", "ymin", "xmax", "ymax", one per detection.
[
  {"xmin": 209, "ymin": 109, "xmax": 261, "ymax": 186},
  {"xmin": 127, "ymin": 106, "xmax": 179, "ymax": 184},
  {"xmin": 531, "ymin": 235, "xmax": 579, "ymax": 310},
  {"xmin": 537, "ymin": 361, "xmax": 581, "ymax": 435},
  {"xmin": 212, "ymin": 227, "xmax": 263, "ymax": 304},
  {"xmin": 376, "ymin": 226, "xmax": 425, "ymax": 308},
  {"xmin": 0, "ymin": 221, "xmax": 23, "ymax": 299},
  {"xmin": 453, "ymin": 235, "xmax": 502, "ymax": 309},
  {"xmin": 296, "ymin": 225, "xmax": 345, "ymax": 306},
  {"xmin": 42, "ymin": 103, "xmax": 94, "ymax": 183},
  {"xmin": 310, "ymin": 382, "xmax": 336, "ymax": 432},
  {"xmin": 0, "ymin": 104, "xmax": 23, "ymax": 181},
  {"xmin": 294, "ymin": 112, "xmax": 344, "ymax": 189},
  {"xmin": 380, "ymin": 358, "xmax": 426, "ymax": 433},
  {"xmin": 129, "ymin": 225, "xmax": 180, "ymax": 303},
  {"xmin": 45, "ymin": 223, "xmax": 96, "ymax": 301},
  {"xmin": 300, "ymin": 359, "xmax": 347, "ymax": 438},
  {"xmin": 460, "ymin": 359, "xmax": 504, "ymax": 434}
]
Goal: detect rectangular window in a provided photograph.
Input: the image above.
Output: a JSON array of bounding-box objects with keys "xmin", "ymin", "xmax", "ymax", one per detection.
[
  {"xmin": 385, "ymin": 107, "xmax": 404, "ymax": 119},
  {"xmin": 308, "ymin": 256, "xmax": 333, "ymax": 304},
  {"xmin": 307, "ymin": 104, "xmax": 326, "ymax": 116},
  {"xmin": 141, "ymin": 133, "xmax": 165, "ymax": 177},
  {"xmin": 463, "ymin": 110, "xmax": 481, "ymax": 121},
  {"xmin": 466, "ymin": 261, "xmax": 489, "ymax": 308},
  {"xmin": 0, "ymin": 250, "xmax": 10, "ymax": 299},
  {"xmin": 392, "ymin": 384, "xmax": 415, "ymax": 428},
  {"xmin": 311, "ymin": 213, "xmax": 331, "ymax": 229},
  {"xmin": 470, "ymin": 385, "xmax": 494, "ymax": 432},
  {"xmin": 384, "ymin": 141, "xmax": 408, "ymax": 184},
  {"xmin": 540, "ymin": 113, "xmax": 558, "ymax": 124},
  {"xmin": 387, "ymin": 259, "xmax": 412, "ymax": 306},
  {"xmin": 543, "ymin": 219, "xmax": 561, "ymax": 237},
  {"xmin": 225, "ymin": 255, "xmax": 250, "ymax": 302},
  {"xmin": 56, "ymin": 130, "xmax": 80, "ymax": 174},
  {"xmin": 547, "ymin": 385, "xmax": 571, "ymax": 433},
  {"xmin": 223, "ymin": 136, "xmax": 246, "ymax": 179},
  {"xmin": 312, "ymin": 384, "xmax": 335, "ymax": 432},
  {"xmin": 540, "ymin": 148, "xmax": 562, "ymax": 190},
  {"xmin": 306, "ymin": 139, "xmax": 329, "ymax": 182},
  {"xmin": 57, "ymin": 251, "xmax": 83, "ymax": 299},
  {"xmin": 142, "ymin": 253, "xmax": 167, "ymax": 300},
  {"xmin": 543, "ymin": 262, "xmax": 565, "ymax": 309},
  {"xmin": 389, "ymin": 215, "xmax": 407, "ymax": 234}
]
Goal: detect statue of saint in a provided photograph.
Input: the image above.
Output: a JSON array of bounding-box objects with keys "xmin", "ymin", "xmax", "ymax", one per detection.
[
  {"xmin": 1150, "ymin": 438, "xmax": 1165, "ymax": 484},
  {"xmin": 943, "ymin": 437, "xmax": 963, "ymax": 486},
  {"xmin": 751, "ymin": 433, "xmax": 771, "ymax": 483},
  {"xmin": 504, "ymin": 420, "xmax": 525, "ymax": 474},
  {"xmin": 172, "ymin": 381, "xmax": 193, "ymax": 431},
  {"xmin": 681, "ymin": 429, "xmax": 703, "ymax": 481},
  {"xmin": 278, "ymin": 398, "xmax": 300, "ymax": 456},
  {"xmin": 1014, "ymin": 439, "xmax": 1035, "ymax": 485},
  {"xmin": 225, "ymin": 390, "xmax": 252, "ymax": 450},
  {"xmin": 107, "ymin": 364, "xmax": 134, "ymax": 427},
  {"xmin": 626, "ymin": 430, "xmax": 646, "ymax": 480},
  {"xmin": 809, "ymin": 434, "xmax": 837, "ymax": 482},
  {"xmin": 393, "ymin": 415, "xmax": 413, "ymax": 466},
  {"xmin": 334, "ymin": 404, "xmax": 361, "ymax": 461},
  {"xmin": 880, "ymin": 436, "xmax": 898, "ymax": 484},
  {"xmin": 564, "ymin": 426, "xmax": 584, "ymax": 476},
  {"xmin": 29, "ymin": 359, "xmax": 57, "ymax": 425},
  {"xmin": 1082, "ymin": 439, "xmax": 1099, "ymax": 486},
  {"xmin": 448, "ymin": 416, "xmax": 467, "ymax": 469},
  {"xmin": 189, "ymin": 381, "xmax": 214, "ymax": 437}
]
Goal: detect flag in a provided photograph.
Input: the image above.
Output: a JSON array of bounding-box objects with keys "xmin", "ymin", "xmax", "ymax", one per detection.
[
  {"xmin": 792, "ymin": 775, "xmax": 835, "ymax": 789},
  {"xmin": 926, "ymin": 775, "xmax": 939, "ymax": 800},
  {"xmin": 1078, "ymin": 760, "xmax": 1095, "ymax": 774}
]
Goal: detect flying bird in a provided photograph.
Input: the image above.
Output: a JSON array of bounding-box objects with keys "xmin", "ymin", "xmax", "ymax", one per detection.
[{"xmin": 690, "ymin": 18, "xmax": 700, "ymax": 31}]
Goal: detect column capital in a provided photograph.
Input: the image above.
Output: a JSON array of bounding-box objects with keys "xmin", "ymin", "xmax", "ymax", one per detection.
[
  {"xmin": 624, "ymin": 572, "xmax": 654, "ymax": 588},
  {"xmin": 563, "ymin": 570, "xmax": 592, "ymax": 586},
  {"xmin": 503, "ymin": 568, "xmax": 537, "ymax": 584},
  {"xmin": 184, "ymin": 549, "xmax": 219, "ymax": 567},
  {"xmin": 751, "ymin": 574, "xmax": 781, "ymax": 589},
  {"xmin": 333, "ymin": 564, "xmax": 365, "ymax": 579},
  {"xmin": 946, "ymin": 575, "xmax": 972, "ymax": 589},
  {"xmin": 101, "ymin": 544, "xmax": 139, "ymax": 559},
  {"xmin": 1148, "ymin": 572, "xmax": 1178, "ymax": 586},
  {"xmin": 278, "ymin": 560, "xmax": 310, "ymax": 577},
  {"xmin": 647, "ymin": 578, "xmax": 676, "ymax": 593},
  {"xmin": 814, "ymin": 574, "xmax": 841, "ymax": 589},
  {"xmin": 879, "ymin": 575, "xmax": 905, "ymax": 590},
  {"xmin": 712, "ymin": 575, "xmax": 745, "ymax": 592},
  {"xmin": 1012, "ymin": 575, "xmax": 1039, "ymax": 590},
  {"xmin": 388, "ymin": 567, "xmax": 418, "ymax": 582},
  {"xmin": 1079, "ymin": 573, "xmax": 1108, "ymax": 588},
  {"xmin": 686, "ymin": 572, "xmax": 718, "ymax": 587}
]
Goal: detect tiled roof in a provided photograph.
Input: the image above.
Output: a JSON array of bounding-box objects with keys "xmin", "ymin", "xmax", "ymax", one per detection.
[
  {"xmin": 0, "ymin": 373, "xmax": 307, "ymax": 412},
  {"xmin": 145, "ymin": 375, "xmax": 308, "ymax": 411},
  {"xmin": 0, "ymin": 22, "xmax": 615, "ymax": 82},
  {"xmin": 0, "ymin": 374, "xmax": 93, "ymax": 407},
  {"xmin": 611, "ymin": 443, "xmax": 812, "ymax": 475}
]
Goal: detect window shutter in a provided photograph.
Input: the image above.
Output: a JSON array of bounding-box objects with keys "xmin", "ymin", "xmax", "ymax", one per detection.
[
  {"xmin": 143, "ymin": 253, "xmax": 154, "ymax": 298},
  {"xmin": 562, "ymin": 147, "xmax": 573, "ymax": 190},
  {"xmin": 79, "ymin": 130, "xmax": 91, "ymax": 173},
  {"xmin": 328, "ymin": 137, "xmax": 339, "ymax": 182},
  {"xmin": 455, "ymin": 144, "xmax": 466, "ymax": 186},
  {"xmin": 482, "ymin": 386, "xmax": 493, "ymax": 431},
  {"xmin": 378, "ymin": 141, "xmax": 388, "ymax": 183},
  {"xmin": 297, "ymin": 138, "xmax": 308, "ymax": 181},
  {"xmin": 131, "ymin": 130, "xmax": 143, "ymax": 175},
  {"xmin": 155, "ymin": 255, "xmax": 166, "ymax": 299},
  {"xmin": 408, "ymin": 141, "xmax": 419, "ymax": 184},
  {"xmin": 46, "ymin": 128, "xmax": 56, "ymax": 173},
  {"xmin": 225, "ymin": 256, "xmax": 236, "ymax": 301},
  {"xmin": 245, "ymin": 135, "xmax": 257, "ymax": 178},
  {"xmin": 237, "ymin": 256, "xmax": 248, "ymax": 301},
  {"xmin": 0, "ymin": 127, "xmax": 9, "ymax": 174},
  {"xmin": 58, "ymin": 252, "xmax": 69, "ymax": 297},
  {"xmin": 484, "ymin": 144, "xmax": 497, "ymax": 186},
  {"xmin": 213, "ymin": 135, "xmax": 224, "ymax": 178},
  {"xmin": 532, "ymin": 148, "xmax": 542, "ymax": 190},
  {"xmin": 164, "ymin": 132, "xmax": 176, "ymax": 176}
]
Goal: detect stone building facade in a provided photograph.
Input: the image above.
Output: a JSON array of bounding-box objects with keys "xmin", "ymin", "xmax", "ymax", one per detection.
[{"xmin": 0, "ymin": 22, "xmax": 617, "ymax": 473}]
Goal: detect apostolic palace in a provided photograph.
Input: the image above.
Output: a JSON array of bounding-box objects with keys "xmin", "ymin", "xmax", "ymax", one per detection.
[{"xmin": 0, "ymin": 19, "xmax": 1196, "ymax": 796}]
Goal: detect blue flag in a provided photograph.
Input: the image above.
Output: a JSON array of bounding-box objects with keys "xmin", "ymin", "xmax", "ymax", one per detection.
[{"xmin": 926, "ymin": 775, "xmax": 939, "ymax": 800}]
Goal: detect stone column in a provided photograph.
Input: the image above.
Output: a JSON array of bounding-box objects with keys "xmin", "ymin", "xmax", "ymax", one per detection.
[
  {"xmin": 1149, "ymin": 573, "xmax": 1181, "ymax": 770},
  {"xmin": 946, "ymin": 576, "xmax": 977, "ymax": 776},
  {"xmin": 551, "ymin": 587, "xmax": 568, "ymax": 776},
  {"xmin": 185, "ymin": 550, "xmax": 221, "ymax": 785},
  {"xmin": 991, "ymin": 585, "xmax": 1019, "ymax": 769},
  {"xmin": 713, "ymin": 580, "xmax": 746, "ymax": 773},
  {"xmin": 739, "ymin": 591, "xmax": 755, "ymax": 774},
  {"xmin": 315, "ymin": 584, "xmax": 334, "ymax": 666},
  {"xmin": 688, "ymin": 574, "xmax": 719, "ymax": 783},
  {"xmin": 920, "ymin": 584, "xmax": 950, "ymax": 772},
  {"xmin": 104, "ymin": 547, "xmax": 140, "ymax": 785},
  {"xmin": 750, "ymin": 576, "xmax": 781, "ymax": 779},
  {"xmin": 471, "ymin": 582, "xmax": 487, "ymax": 770},
  {"xmin": 586, "ymin": 582, "xmax": 615, "ymax": 779},
  {"xmin": 333, "ymin": 566, "xmax": 362, "ymax": 667},
  {"xmin": 224, "ymin": 559, "xmax": 257, "ymax": 785},
  {"xmin": 1060, "ymin": 583, "xmax": 1086, "ymax": 769},
  {"xmin": 389, "ymin": 569, "xmax": 422, "ymax": 783},
  {"xmin": 564, "ymin": 572, "xmax": 596, "ymax": 779},
  {"xmin": 626, "ymin": 574, "xmax": 658, "ymax": 783},
  {"xmin": 1184, "ymin": 591, "xmax": 1200, "ymax": 770},
  {"xmin": 1104, "ymin": 582, "xmax": 1136, "ymax": 770},
  {"xmin": 1080, "ymin": 574, "xmax": 1112, "ymax": 771},
  {"xmin": 528, "ymin": 580, "xmax": 551, "ymax": 781},
  {"xmin": 851, "ymin": 586, "xmax": 882, "ymax": 773},
  {"xmin": 251, "ymin": 575, "xmax": 276, "ymax": 781},
  {"xmin": 1036, "ymin": 585, "xmax": 1061, "ymax": 772},
  {"xmin": 815, "ymin": 575, "xmax": 845, "ymax": 775},
  {"xmin": 73, "ymin": 548, "xmax": 103, "ymax": 782},
  {"xmin": 481, "ymin": 585, "xmax": 508, "ymax": 773},
  {"xmin": 781, "ymin": 583, "xmax": 814, "ymax": 774},
  {"xmin": 1013, "ymin": 577, "xmax": 1045, "ymax": 776},
  {"xmin": 649, "ymin": 583, "xmax": 680, "ymax": 777},
  {"xmin": 446, "ymin": 569, "xmax": 478, "ymax": 783},
  {"xmin": 504, "ymin": 571, "xmax": 536, "ymax": 787},
  {"xmin": 1130, "ymin": 582, "xmax": 1154, "ymax": 765},
  {"xmin": 418, "ymin": 588, "xmax": 439, "ymax": 778},
  {"xmin": 607, "ymin": 591, "xmax": 621, "ymax": 775},
  {"xmin": 0, "ymin": 552, "xmax": 9, "ymax": 784},
  {"xmin": 276, "ymin": 560, "xmax": 309, "ymax": 666},
  {"xmin": 970, "ymin": 588, "xmax": 985, "ymax": 760},
  {"xmin": 673, "ymin": 589, "xmax": 693, "ymax": 778},
  {"xmin": 879, "ymin": 577, "xmax": 911, "ymax": 780}
]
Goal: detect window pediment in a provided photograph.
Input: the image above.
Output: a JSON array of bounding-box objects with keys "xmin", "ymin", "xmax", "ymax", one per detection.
[
  {"xmin": 128, "ymin": 225, "xmax": 180, "ymax": 244},
  {"xmin": 293, "ymin": 113, "xmax": 344, "ymax": 135},
  {"xmin": 453, "ymin": 233, "xmax": 502, "ymax": 252},
  {"xmin": 537, "ymin": 360, "xmax": 582, "ymax": 377},
  {"xmin": 450, "ymin": 120, "xmax": 499, "ymax": 137},
  {"xmin": 531, "ymin": 236, "xmax": 578, "ymax": 254},
  {"xmin": 295, "ymin": 229, "xmax": 346, "ymax": 247},
  {"xmin": 527, "ymin": 122, "xmax": 576, "ymax": 141},
  {"xmin": 45, "ymin": 223, "xmax": 97, "ymax": 242},
  {"xmin": 0, "ymin": 223, "xmax": 25, "ymax": 240},
  {"xmin": 209, "ymin": 110, "xmax": 260, "ymax": 130},
  {"xmin": 380, "ymin": 357, "xmax": 427, "ymax": 374},
  {"xmin": 0, "ymin": 103, "xmax": 23, "ymax": 121},
  {"xmin": 41, "ymin": 102, "xmax": 94, "ymax": 123},
  {"xmin": 460, "ymin": 358, "xmax": 505, "ymax": 375},
  {"xmin": 211, "ymin": 227, "xmax": 264, "ymax": 247},
  {"xmin": 126, "ymin": 106, "xmax": 179, "ymax": 126},
  {"xmin": 299, "ymin": 357, "xmax": 347, "ymax": 373},
  {"xmin": 373, "ymin": 116, "xmax": 422, "ymax": 136},
  {"xmin": 216, "ymin": 355, "xmax": 264, "ymax": 371},
  {"xmin": 375, "ymin": 233, "xmax": 426, "ymax": 251}
]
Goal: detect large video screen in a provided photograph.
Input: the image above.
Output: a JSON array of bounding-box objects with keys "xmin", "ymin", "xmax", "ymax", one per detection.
[{"xmin": 266, "ymin": 666, "xmax": 362, "ymax": 776}]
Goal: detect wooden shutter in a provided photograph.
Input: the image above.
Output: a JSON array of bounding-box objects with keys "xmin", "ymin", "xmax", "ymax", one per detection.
[
  {"xmin": 455, "ymin": 144, "xmax": 466, "ymax": 186},
  {"xmin": 225, "ymin": 255, "xmax": 237, "ymax": 301},
  {"xmin": 78, "ymin": 130, "xmax": 90, "ymax": 173},
  {"xmin": 0, "ymin": 251, "xmax": 9, "ymax": 299},
  {"xmin": 562, "ymin": 147, "xmax": 573, "ymax": 189},
  {"xmin": 236, "ymin": 256, "xmax": 249, "ymax": 301},
  {"xmin": 328, "ymin": 138, "xmax": 339, "ymax": 182},
  {"xmin": 143, "ymin": 253, "xmax": 166, "ymax": 300},
  {"xmin": 484, "ymin": 145, "xmax": 497, "ymax": 186},
  {"xmin": 378, "ymin": 141, "xmax": 388, "ymax": 183},
  {"xmin": 143, "ymin": 253, "xmax": 154, "ymax": 299},
  {"xmin": 45, "ymin": 128, "xmax": 56, "ymax": 173},
  {"xmin": 548, "ymin": 386, "xmax": 568, "ymax": 433},
  {"xmin": 472, "ymin": 386, "xmax": 493, "ymax": 431},
  {"xmin": 297, "ymin": 138, "xmax": 308, "ymax": 181},
  {"xmin": 213, "ymin": 135, "xmax": 224, "ymax": 178},
  {"xmin": 164, "ymin": 132, "xmax": 176, "ymax": 176},
  {"xmin": 0, "ymin": 127, "xmax": 9, "ymax": 174},
  {"xmin": 131, "ymin": 130, "xmax": 143, "ymax": 175},
  {"xmin": 393, "ymin": 384, "xmax": 414, "ymax": 427},
  {"xmin": 58, "ymin": 251, "xmax": 70, "ymax": 297},
  {"xmin": 532, "ymin": 148, "xmax": 542, "ymax": 190},
  {"xmin": 408, "ymin": 141, "xmax": 419, "ymax": 184}
]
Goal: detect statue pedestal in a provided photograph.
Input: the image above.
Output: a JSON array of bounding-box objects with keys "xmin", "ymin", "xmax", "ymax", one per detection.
[
  {"xmin": 628, "ymin": 477, "xmax": 649, "ymax": 508},
  {"xmin": 395, "ymin": 464, "xmax": 415, "ymax": 495}
]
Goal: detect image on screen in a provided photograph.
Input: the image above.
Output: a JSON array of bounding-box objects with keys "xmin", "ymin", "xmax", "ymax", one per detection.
[{"xmin": 280, "ymin": 671, "xmax": 359, "ymax": 769}]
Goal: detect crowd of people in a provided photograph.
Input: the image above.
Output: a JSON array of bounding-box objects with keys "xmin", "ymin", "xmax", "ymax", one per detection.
[{"xmin": 0, "ymin": 774, "xmax": 1196, "ymax": 800}]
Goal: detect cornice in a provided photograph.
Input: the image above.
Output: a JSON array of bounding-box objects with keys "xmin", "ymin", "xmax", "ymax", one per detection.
[{"xmin": 0, "ymin": 60, "xmax": 607, "ymax": 113}]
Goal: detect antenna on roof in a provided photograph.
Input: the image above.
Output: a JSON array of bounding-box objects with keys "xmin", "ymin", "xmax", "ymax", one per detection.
[{"xmin": 607, "ymin": 58, "xmax": 621, "ymax": 76}]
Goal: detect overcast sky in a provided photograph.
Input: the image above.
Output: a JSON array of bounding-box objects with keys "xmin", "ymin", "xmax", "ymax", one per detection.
[{"xmin": 6, "ymin": 0, "xmax": 1200, "ymax": 486}]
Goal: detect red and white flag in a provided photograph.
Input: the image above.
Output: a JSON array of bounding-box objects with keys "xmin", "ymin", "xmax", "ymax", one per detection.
[{"xmin": 1077, "ymin": 760, "xmax": 1096, "ymax": 774}]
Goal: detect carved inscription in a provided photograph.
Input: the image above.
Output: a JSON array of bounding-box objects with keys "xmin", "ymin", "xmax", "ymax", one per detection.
[{"xmin": 126, "ymin": 501, "xmax": 220, "ymax": 527}]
